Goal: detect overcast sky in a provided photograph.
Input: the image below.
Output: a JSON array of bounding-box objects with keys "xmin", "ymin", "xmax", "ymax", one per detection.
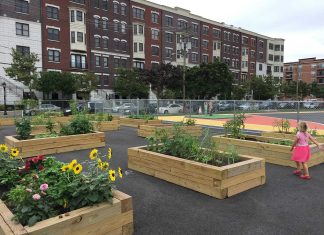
[{"xmin": 149, "ymin": 0, "xmax": 324, "ymax": 63}]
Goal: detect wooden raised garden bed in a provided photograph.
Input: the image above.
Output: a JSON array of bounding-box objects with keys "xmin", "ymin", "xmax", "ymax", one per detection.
[
  {"xmin": 0, "ymin": 118, "xmax": 16, "ymax": 126},
  {"xmin": 138, "ymin": 124, "xmax": 203, "ymax": 138},
  {"xmin": 128, "ymin": 146, "xmax": 265, "ymax": 199},
  {"xmin": 4, "ymin": 131, "xmax": 105, "ymax": 158},
  {"xmin": 212, "ymin": 134, "xmax": 324, "ymax": 168},
  {"xmin": 53, "ymin": 116, "xmax": 73, "ymax": 124},
  {"xmin": 0, "ymin": 190, "xmax": 133, "ymax": 235},
  {"xmin": 120, "ymin": 118, "xmax": 161, "ymax": 128},
  {"xmin": 92, "ymin": 120, "xmax": 120, "ymax": 132},
  {"xmin": 261, "ymin": 131, "xmax": 324, "ymax": 143}
]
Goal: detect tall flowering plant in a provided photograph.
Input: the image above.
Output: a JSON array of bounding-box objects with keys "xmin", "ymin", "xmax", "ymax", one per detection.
[{"xmin": 0, "ymin": 144, "xmax": 122, "ymax": 227}]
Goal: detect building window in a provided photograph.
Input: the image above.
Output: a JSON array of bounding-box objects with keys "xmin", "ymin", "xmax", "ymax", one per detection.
[
  {"xmin": 71, "ymin": 0, "xmax": 85, "ymax": 4},
  {"xmin": 192, "ymin": 24, "xmax": 198, "ymax": 33},
  {"xmin": 213, "ymin": 29, "xmax": 221, "ymax": 38},
  {"xmin": 152, "ymin": 46, "xmax": 159, "ymax": 56},
  {"xmin": 77, "ymin": 32, "xmax": 83, "ymax": 42},
  {"xmin": 192, "ymin": 38, "xmax": 198, "ymax": 48},
  {"xmin": 242, "ymin": 36, "xmax": 248, "ymax": 45},
  {"xmin": 274, "ymin": 55, "xmax": 280, "ymax": 62},
  {"xmin": 139, "ymin": 43, "xmax": 143, "ymax": 52},
  {"xmin": 103, "ymin": 0, "xmax": 108, "ymax": 10},
  {"xmin": 15, "ymin": 0, "xmax": 29, "ymax": 14},
  {"xmin": 16, "ymin": 22, "xmax": 29, "ymax": 36},
  {"xmin": 268, "ymin": 54, "xmax": 273, "ymax": 61},
  {"xmin": 121, "ymin": 41, "xmax": 127, "ymax": 51},
  {"xmin": 259, "ymin": 64, "xmax": 263, "ymax": 71},
  {"xmin": 103, "ymin": 56, "xmax": 109, "ymax": 67},
  {"xmin": 133, "ymin": 7, "xmax": 144, "ymax": 19},
  {"xmin": 250, "ymin": 62, "xmax": 255, "ymax": 70},
  {"xmin": 274, "ymin": 66, "xmax": 280, "ymax": 72},
  {"xmin": 152, "ymin": 62, "xmax": 159, "ymax": 71},
  {"xmin": 259, "ymin": 52, "xmax": 263, "ymax": 60},
  {"xmin": 165, "ymin": 48, "xmax": 172, "ymax": 58},
  {"xmin": 95, "ymin": 56, "xmax": 101, "ymax": 67},
  {"xmin": 120, "ymin": 59, "xmax": 127, "ymax": 68},
  {"xmin": 71, "ymin": 54, "xmax": 86, "ymax": 69},
  {"xmin": 102, "ymin": 19, "xmax": 108, "ymax": 30},
  {"xmin": 165, "ymin": 33, "xmax": 173, "ymax": 43},
  {"xmin": 202, "ymin": 26, "xmax": 209, "ymax": 35},
  {"xmin": 177, "ymin": 20, "xmax": 187, "ymax": 29},
  {"xmin": 94, "ymin": 37, "xmax": 100, "ymax": 48},
  {"xmin": 114, "ymin": 3, "xmax": 119, "ymax": 14},
  {"xmin": 281, "ymin": 56, "xmax": 284, "ymax": 62},
  {"xmin": 46, "ymin": 6, "xmax": 59, "ymax": 20},
  {"xmin": 133, "ymin": 42, "xmax": 137, "ymax": 52},
  {"xmin": 202, "ymin": 55, "xmax": 208, "ymax": 64},
  {"xmin": 202, "ymin": 40, "xmax": 208, "ymax": 48},
  {"xmin": 251, "ymin": 38, "xmax": 256, "ymax": 47},
  {"xmin": 121, "ymin": 23, "xmax": 126, "ymax": 34},
  {"xmin": 259, "ymin": 40, "xmax": 264, "ymax": 48},
  {"xmin": 76, "ymin": 11, "xmax": 83, "ymax": 22},
  {"xmin": 281, "ymin": 66, "xmax": 283, "ymax": 72},
  {"xmin": 121, "ymin": 5, "xmax": 126, "ymax": 15},
  {"xmin": 281, "ymin": 45, "xmax": 284, "ymax": 51},
  {"xmin": 71, "ymin": 31, "xmax": 75, "ymax": 43},
  {"xmin": 114, "ymin": 22, "xmax": 119, "ymax": 32},
  {"xmin": 94, "ymin": 18, "xmax": 100, "ymax": 28},
  {"xmin": 48, "ymin": 28, "xmax": 60, "ymax": 41},
  {"xmin": 48, "ymin": 49, "xmax": 60, "ymax": 62},
  {"xmin": 94, "ymin": 0, "xmax": 99, "ymax": 8},
  {"xmin": 16, "ymin": 46, "xmax": 30, "ymax": 56},
  {"xmin": 192, "ymin": 53, "xmax": 198, "ymax": 62},
  {"xmin": 275, "ymin": 45, "xmax": 280, "ymax": 51},
  {"xmin": 114, "ymin": 40, "xmax": 120, "ymax": 50},
  {"xmin": 133, "ymin": 61, "xmax": 144, "ymax": 69},
  {"xmin": 70, "ymin": 10, "xmax": 75, "ymax": 22},
  {"xmin": 269, "ymin": 43, "xmax": 273, "ymax": 50},
  {"xmin": 151, "ymin": 13, "xmax": 158, "ymax": 23},
  {"xmin": 151, "ymin": 29, "xmax": 159, "ymax": 40},
  {"xmin": 166, "ymin": 16, "xmax": 173, "ymax": 27},
  {"xmin": 103, "ymin": 38, "xmax": 108, "ymax": 48}
]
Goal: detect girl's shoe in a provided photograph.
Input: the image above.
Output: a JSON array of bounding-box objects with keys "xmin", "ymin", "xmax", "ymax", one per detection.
[
  {"xmin": 299, "ymin": 175, "xmax": 311, "ymax": 180},
  {"xmin": 293, "ymin": 170, "xmax": 302, "ymax": 175}
]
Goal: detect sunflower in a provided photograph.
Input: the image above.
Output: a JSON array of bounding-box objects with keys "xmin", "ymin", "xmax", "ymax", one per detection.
[
  {"xmin": 97, "ymin": 158, "xmax": 103, "ymax": 170},
  {"xmin": 0, "ymin": 144, "xmax": 8, "ymax": 153},
  {"xmin": 10, "ymin": 148, "xmax": 19, "ymax": 158},
  {"xmin": 102, "ymin": 162, "xmax": 109, "ymax": 170},
  {"xmin": 107, "ymin": 148, "xmax": 112, "ymax": 159},
  {"xmin": 70, "ymin": 159, "xmax": 77, "ymax": 168},
  {"xmin": 73, "ymin": 164, "xmax": 82, "ymax": 175},
  {"xmin": 118, "ymin": 167, "xmax": 123, "ymax": 178},
  {"xmin": 89, "ymin": 149, "xmax": 98, "ymax": 160},
  {"xmin": 67, "ymin": 163, "xmax": 74, "ymax": 170},
  {"xmin": 109, "ymin": 170, "xmax": 116, "ymax": 182},
  {"xmin": 61, "ymin": 165, "xmax": 69, "ymax": 172}
]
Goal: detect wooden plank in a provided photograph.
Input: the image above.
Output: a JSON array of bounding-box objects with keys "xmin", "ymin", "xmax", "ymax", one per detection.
[
  {"xmin": 113, "ymin": 190, "xmax": 133, "ymax": 213},
  {"xmin": 221, "ymin": 168, "xmax": 265, "ymax": 189},
  {"xmin": 122, "ymin": 222, "xmax": 134, "ymax": 235},
  {"xmin": 0, "ymin": 200, "xmax": 27, "ymax": 235},
  {"xmin": 227, "ymin": 177, "xmax": 264, "ymax": 197},
  {"xmin": 0, "ymin": 215, "xmax": 15, "ymax": 235}
]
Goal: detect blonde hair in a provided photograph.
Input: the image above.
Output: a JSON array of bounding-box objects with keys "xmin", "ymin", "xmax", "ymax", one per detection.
[{"xmin": 298, "ymin": 122, "xmax": 308, "ymax": 132}]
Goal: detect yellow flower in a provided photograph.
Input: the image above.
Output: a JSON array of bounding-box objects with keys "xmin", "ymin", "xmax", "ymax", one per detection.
[
  {"xmin": 97, "ymin": 158, "xmax": 103, "ymax": 170},
  {"xmin": 0, "ymin": 144, "xmax": 8, "ymax": 153},
  {"xmin": 109, "ymin": 170, "xmax": 116, "ymax": 182},
  {"xmin": 61, "ymin": 165, "xmax": 69, "ymax": 172},
  {"xmin": 118, "ymin": 167, "xmax": 123, "ymax": 178},
  {"xmin": 70, "ymin": 159, "xmax": 77, "ymax": 168},
  {"xmin": 89, "ymin": 149, "xmax": 98, "ymax": 160},
  {"xmin": 10, "ymin": 148, "xmax": 19, "ymax": 158},
  {"xmin": 102, "ymin": 162, "xmax": 109, "ymax": 170},
  {"xmin": 107, "ymin": 148, "xmax": 112, "ymax": 159},
  {"xmin": 67, "ymin": 163, "xmax": 74, "ymax": 170},
  {"xmin": 73, "ymin": 164, "xmax": 82, "ymax": 175}
]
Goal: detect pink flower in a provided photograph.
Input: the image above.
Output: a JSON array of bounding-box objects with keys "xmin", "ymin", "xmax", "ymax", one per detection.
[
  {"xmin": 25, "ymin": 188, "xmax": 32, "ymax": 193},
  {"xmin": 32, "ymin": 194, "xmax": 41, "ymax": 201},
  {"xmin": 39, "ymin": 183, "xmax": 48, "ymax": 191}
]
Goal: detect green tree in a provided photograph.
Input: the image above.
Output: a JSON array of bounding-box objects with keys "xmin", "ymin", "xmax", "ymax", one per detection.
[
  {"xmin": 281, "ymin": 80, "xmax": 309, "ymax": 99},
  {"xmin": 231, "ymin": 85, "xmax": 246, "ymax": 100},
  {"xmin": 113, "ymin": 69, "xmax": 149, "ymax": 98},
  {"xmin": 5, "ymin": 48, "xmax": 39, "ymax": 91},
  {"xmin": 186, "ymin": 60, "xmax": 233, "ymax": 99}
]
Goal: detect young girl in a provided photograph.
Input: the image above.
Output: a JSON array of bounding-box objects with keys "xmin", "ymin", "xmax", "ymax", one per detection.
[{"xmin": 291, "ymin": 121, "xmax": 321, "ymax": 179}]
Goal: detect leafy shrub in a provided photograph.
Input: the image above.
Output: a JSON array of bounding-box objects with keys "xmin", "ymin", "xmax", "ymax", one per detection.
[
  {"xmin": 223, "ymin": 113, "xmax": 246, "ymax": 139},
  {"xmin": 185, "ymin": 118, "xmax": 196, "ymax": 126},
  {"xmin": 60, "ymin": 115, "xmax": 93, "ymax": 135},
  {"xmin": 269, "ymin": 139, "xmax": 293, "ymax": 146},
  {"xmin": 1, "ymin": 146, "xmax": 122, "ymax": 227},
  {"xmin": 15, "ymin": 118, "xmax": 32, "ymax": 140},
  {"xmin": 87, "ymin": 113, "xmax": 113, "ymax": 122},
  {"xmin": 147, "ymin": 124, "xmax": 240, "ymax": 167},
  {"xmin": 128, "ymin": 114, "xmax": 155, "ymax": 120},
  {"xmin": 272, "ymin": 119, "xmax": 291, "ymax": 133},
  {"xmin": 45, "ymin": 118, "xmax": 55, "ymax": 134}
]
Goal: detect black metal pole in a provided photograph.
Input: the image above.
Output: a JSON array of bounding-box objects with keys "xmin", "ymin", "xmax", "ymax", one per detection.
[{"xmin": 3, "ymin": 85, "xmax": 7, "ymax": 115}]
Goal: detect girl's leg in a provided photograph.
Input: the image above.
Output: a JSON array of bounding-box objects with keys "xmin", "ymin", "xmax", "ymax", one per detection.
[
  {"xmin": 302, "ymin": 162, "xmax": 309, "ymax": 176},
  {"xmin": 296, "ymin": 162, "xmax": 301, "ymax": 171},
  {"xmin": 293, "ymin": 162, "xmax": 302, "ymax": 175}
]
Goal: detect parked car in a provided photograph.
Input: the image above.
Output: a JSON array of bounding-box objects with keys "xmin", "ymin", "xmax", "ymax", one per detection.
[
  {"xmin": 237, "ymin": 102, "xmax": 259, "ymax": 111},
  {"xmin": 216, "ymin": 101, "xmax": 234, "ymax": 111},
  {"xmin": 63, "ymin": 103, "xmax": 87, "ymax": 116},
  {"xmin": 277, "ymin": 101, "xmax": 295, "ymax": 109},
  {"xmin": 88, "ymin": 102, "xmax": 104, "ymax": 113},
  {"xmin": 302, "ymin": 99, "xmax": 319, "ymax": 109},
  {"xmin": 158, "ymin": 104, "xmax": 183, "ymax": 114},
  {"xmin": 24, "ymin": 104, "xmax": 61, "ymax": 116},
  {"xmin": 112, "ymin": 103, "xmax": 137, "ymax": 114}
]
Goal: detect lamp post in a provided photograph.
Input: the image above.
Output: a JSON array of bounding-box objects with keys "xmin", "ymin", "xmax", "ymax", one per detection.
[
  {"xmin": 2, "ymin": 82, "xmax": 7, "ymax": 115},
  {"xmin": 296, "ymin": 65, "xmax": 302, "ymax": 123}
]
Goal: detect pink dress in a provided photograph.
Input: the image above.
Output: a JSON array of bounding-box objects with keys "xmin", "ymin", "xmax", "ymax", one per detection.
[{"xmin": 291, "ymin": 131, "xmax": 311, "ymax": 162}]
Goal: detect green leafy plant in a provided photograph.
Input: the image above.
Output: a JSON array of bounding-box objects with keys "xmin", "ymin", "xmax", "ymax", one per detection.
[
  {"xmin": 128, "ymin": 114, "xmax": 155, "ymax": 120},
  {"xmin": 185, "ymin": 118, "xmax": 196, "ymax": 126},
  {"xmin": 269, "ymin": 139, "xmax": 293, "ymax": 146},
  {"xmin": 15, "ymin": 118, "xmax": 32, "ymax": 140},
  {"xmin": 60, "ymin": 114, "xmax": 93, "ymax": 136},
  {"xmin": 272, "ymin": 119, "xmax": 291, "ymax": 133},
  {"xmin": 45, "ymin": 118, "xmax": 55, "ymax": 134},
  {"xmin": 223, "ymin": 113, "xmax": 246, "ymax": 139}
]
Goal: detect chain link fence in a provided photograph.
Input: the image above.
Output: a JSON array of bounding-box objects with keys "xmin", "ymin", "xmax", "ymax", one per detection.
[{"xmin": 1, "ymin": 99, "xmax": 323, "ymax": 125}]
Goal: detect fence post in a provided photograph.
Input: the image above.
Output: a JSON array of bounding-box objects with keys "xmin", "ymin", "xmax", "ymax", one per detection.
[
  {"xmin": 136, "ymin": 98, "xmax": 139, "ymax": 115},
  {"xmin": 233, "ymin": 100, "xmax": 236, "ymax": 114},
  {"xmin": 297, "ymin": 101, "xmax": 300, "ymax": 123}
]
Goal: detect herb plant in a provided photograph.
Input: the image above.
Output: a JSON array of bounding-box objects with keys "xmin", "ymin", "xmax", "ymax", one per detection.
[
  {"xmin": 223, "ymin": 113, "xmax": 246, "ymax": 139},
  {"xmin": 15, "ymin": 118, "xmax": 32, "ymax": 140},
  {"xmin": 272, "ymin": 118, "xmax": 291, "ymax": 133}
]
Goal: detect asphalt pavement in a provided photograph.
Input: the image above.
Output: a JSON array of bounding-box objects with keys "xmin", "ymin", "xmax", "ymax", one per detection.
[{"xmin": 1, "ymin": 126, "xmax": 324, "ymax": 235}]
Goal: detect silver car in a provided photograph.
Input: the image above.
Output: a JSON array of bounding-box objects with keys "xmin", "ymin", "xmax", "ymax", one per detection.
[
  {"xmin": 25, "ymin": 104, "xmax": 61, "ymax": 116},
  {"xmin": 158, "ymin": 104, "xmax": 183, "ymax": 114}
]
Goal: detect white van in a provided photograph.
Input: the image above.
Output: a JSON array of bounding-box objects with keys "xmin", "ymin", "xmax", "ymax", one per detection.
[{"xmin": 303, "ymin": 99, "xmax": 319, "ymax": 109}]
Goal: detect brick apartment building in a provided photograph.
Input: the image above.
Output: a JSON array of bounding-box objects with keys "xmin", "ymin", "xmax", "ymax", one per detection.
[
  {"xmin": 0, "ymin": 0, "xmax": 285, "ymax": 99},
  {"xmin": 284, "ymin": 58, "xmax": 324, "ymax": 86}
]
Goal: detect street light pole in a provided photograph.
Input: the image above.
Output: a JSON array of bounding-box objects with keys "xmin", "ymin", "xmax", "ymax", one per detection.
[
  {"xmin": 182, "ymin": 41, "xmax": 187, "ymax": 101},
  {"xmin": 296, "ymin": 65, "xmax": 301, "ymax": 123},
  {"xmin": 2, "ymin": 82, "xmax": 7, "ymax": 115}
]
